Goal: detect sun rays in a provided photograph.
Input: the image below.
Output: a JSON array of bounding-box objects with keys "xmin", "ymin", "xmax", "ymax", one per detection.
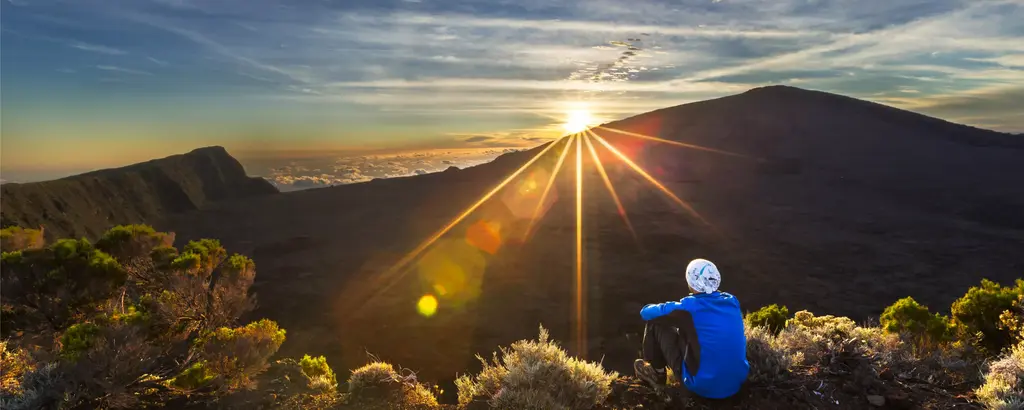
[{"xmin": 360, "ymin": 117, "xmax": 749, "ymax": 356}]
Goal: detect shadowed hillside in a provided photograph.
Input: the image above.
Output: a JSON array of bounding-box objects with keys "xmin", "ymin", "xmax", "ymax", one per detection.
[
  {"xmin": 148, "ymin": 86, "xmax": 1024, "ymax": 397},
  {"xmin": 0, "ymin": 146, "xmax": 278, "ymax": 240}
]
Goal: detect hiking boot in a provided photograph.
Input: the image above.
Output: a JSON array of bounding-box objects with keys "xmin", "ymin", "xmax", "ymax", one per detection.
[{"xmin": 633, "ymin": 359, "xmax": 667, "ymax": 388}]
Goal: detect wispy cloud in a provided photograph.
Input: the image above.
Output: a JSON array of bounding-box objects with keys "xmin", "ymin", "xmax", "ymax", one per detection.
[
  {"xmin": 147, "ymin": 56, "xmax": 169, "ymax": 66},
  {"xmin": 69, "ymin": 42, "xmax": 128, "ymax": 55},
  {"xmin": 95, "ymin": 65, "xmax": 153, "ymax": 75},
  {"xmin": 124, "ymin": 13, "xmax": 315, "ymax": 85},
  {"xmin": 344, "ymin": 12, "xmax": 824, "ymax": 39}
]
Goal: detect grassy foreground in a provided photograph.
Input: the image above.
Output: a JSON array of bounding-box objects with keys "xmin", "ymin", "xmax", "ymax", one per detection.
[{"xmin": 1, "ymin": 225, "xmax": 1021, "ymax": 409}]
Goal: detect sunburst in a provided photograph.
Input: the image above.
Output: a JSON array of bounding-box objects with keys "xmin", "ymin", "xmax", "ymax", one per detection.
[{"xmin": 361, "ymin": 112, "xmax": 751, "ymax": 357}]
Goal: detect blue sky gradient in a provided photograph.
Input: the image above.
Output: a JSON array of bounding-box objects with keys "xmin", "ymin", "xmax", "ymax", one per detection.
[{"xmin": 1, "ymin": 0, "xmax": 1022, "ymax": 184}]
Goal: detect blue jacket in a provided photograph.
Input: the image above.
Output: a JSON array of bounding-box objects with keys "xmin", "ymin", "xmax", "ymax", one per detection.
[{"xmin": 640, "ymin": 292, "xmax": 749, "ymax": 399}]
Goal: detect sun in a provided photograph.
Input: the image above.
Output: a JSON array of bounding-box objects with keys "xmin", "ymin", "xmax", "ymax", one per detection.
[{"xmin": 562, "ymin": 109, "xmax": 593, "ymax": 134}]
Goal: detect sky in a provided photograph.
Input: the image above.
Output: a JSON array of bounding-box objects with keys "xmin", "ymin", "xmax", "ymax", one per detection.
[{"xmin": 1, "ymin": 0, "xmax": 1022, "ymax": 188}]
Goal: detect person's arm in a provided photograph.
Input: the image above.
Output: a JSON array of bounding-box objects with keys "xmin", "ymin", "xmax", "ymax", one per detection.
[{"xmin": 640, "ymin": 300, "xmax": 685, "ymax": 321}]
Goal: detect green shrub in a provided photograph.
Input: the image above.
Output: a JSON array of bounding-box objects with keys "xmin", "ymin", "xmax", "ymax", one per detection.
[
  {"xmin": 999, "ymin": 287, "xmax": 1024, "ymax": 348},
  {"xmin": 746, "ymin": 304, "xmax": 789, "ymax": 335},
  {"xmin": 0, "ymin": 238, "xmax": 125, "ymax": 330},
  {"xmin": 951, "ymin": 279, "xmax": 1023, "ymax": 355},
  {"xmin": 0, "ymin": 227, "xmax": 45, "ymax": 252},
  {"xmin": 170, "ymin": 252, "xmax": 203, "ymax": 272},
  {"xmin": 60, "ymin": 322, "xmax": 101, "ymax": 361},
  {"xmin": 976, "ymin": 339, "xmax": 1024, "ymax": 410},
  {"xmin": 881, "ymin": 297, "xmax": 953, "ymax": 351},
  {"xmin": 149, "ymin": 246, "xmax": 179, "ymax": 267},
  {"xmin": 196, "ymin": 319, "xmax": 286, "ymax": 390},
  {"xmin": 299, "ymin": 354, "xmax": 337, "ymax": 393},
  {"xmin": 0, "ymin": 225, "xmax": 301, "ymax": 408},
  {"xmin": 170, "ymin": 361, "xmax": 215, "ymax": 390},
  {"xmin": 183, "ymin": 239, "xmax": 226, "ymax": 269},
  {"xmin": 95, "ymin": 224, "xmax": 174, "ymax": 263},
  {"xmin": 454, "ymin": 325, "xmax": 617, "ymax": 409}
]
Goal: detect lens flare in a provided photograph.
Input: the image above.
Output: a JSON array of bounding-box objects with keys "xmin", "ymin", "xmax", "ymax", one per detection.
[
  {"xmin": 574, "ymin": 134, "xmax": 586, "ymax": 356},
  {"xmin": 355, "ymin": 140, "xmax": 563, "ymax": 310},
  {"xmin": 524, "ymin": 136, "xmax": 573, "ymax": 239},
  {"xmin": 596, "ymin": 126, "xmax": 752, "ymax": 159},
  {"xmin": 583, "ymin": 133, "xmax": 637, "ymax": 242},
  {"xmin": 589, "ymin": 130, "xmax": 711, "ymax": 226},
  {"xmin": 417, "ymin": 294, "xmax": 438, "ymax": 317}
]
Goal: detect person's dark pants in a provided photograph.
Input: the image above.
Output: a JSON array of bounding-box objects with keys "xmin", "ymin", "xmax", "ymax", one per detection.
[
  {"xmin": 642, "ymin": 322, "xmax": 685, "ymax": 378},
  {"xmin": 642, "ymin": 313, "xmax": 701, "ymax": 380}
]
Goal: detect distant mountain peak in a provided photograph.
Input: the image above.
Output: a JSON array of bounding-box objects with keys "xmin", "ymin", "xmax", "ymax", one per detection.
[
  {"xmin": 188, "ymin": 146, "xmax": 230, "ymax": 155},
  {"xmin": 744, "ymin": 84, "xmax": 807, "ymax": 93}
]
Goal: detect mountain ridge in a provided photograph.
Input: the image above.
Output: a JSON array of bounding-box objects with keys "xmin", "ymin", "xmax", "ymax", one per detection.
[{"xmin": 0, "ymin": 145, "xmax": 278, "ymax": 240}]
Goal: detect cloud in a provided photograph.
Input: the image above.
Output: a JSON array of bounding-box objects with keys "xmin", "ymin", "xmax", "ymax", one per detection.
[
  {"xmin": 125, "ymin": 13, "xmax": 315, "ymax": 85},
  {"xmin": 888, "ymin": 85, "xmax": 1024, "ymax": 132},
  {"xmin": 69, "ymin": 42, "xmax": 127, "ymax": 55},
  {"xmin": 253, "ymin": 147, "xmax": 521, "ymax": 191},
  {"xmin": 464, "ymin": 136, "xmax": 495, "ymax": 143},
  {"xmin": 147, "ymin": 56, "xmax": 169, "ymax": 66},
  {"xmin": 363, "ymin": 12, "xmax": 822, "ymax": 39},
  {"xmin": 95, "ymin": 65, "xmax": 153, "ymax": 75}
]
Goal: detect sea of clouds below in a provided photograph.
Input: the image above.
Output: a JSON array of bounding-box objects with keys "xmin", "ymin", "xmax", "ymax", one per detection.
[{"xmin": 244, "ymin": 148, "xmax": 521, "ymax": 192}]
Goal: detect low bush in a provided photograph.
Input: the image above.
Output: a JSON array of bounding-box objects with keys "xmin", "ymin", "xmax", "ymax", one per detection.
[
  {"xmin": 778, "ymin": 311, "xmax": 907, "ymax": 369},
  {"xmin": 300, "ymin": 354, "xmax": 338, "ymax": 393},
  {"xmin": 976, "ymin": 339, "xmax": 1024, "ymax": 410},
  {"xmin": 195, "ymin": 319, "xmax": 287, "ymax": 390},
  {"xmin": 951, "ymin": 279, "xmax": 1024, "ymax": 355},
  {"xmin": 0, "ymin": 225, "xmax": 309, "ymax": 409},
  {"xmin": 454, "ymin": 325, "xmax": 618, "ymax": 409},
  {"xmin": 170, "ymin": 361, "xmax": 216, "ymax": 390},
  {"xmin": 746, "ymin": 304, "xmax": 789, "ymax": 335},
  {"xmin": 880, "ymin": 296, "xmax": 953, "ymax": 352},
  {"xmin": 347, "ymin": 361, "xmax": 439, "ymax": 409},
  {"xmin": 0, "ymin": 227, "xmax": 45, "ymax": 252},
  {"xmin": 744, "ymin": 326, "xmax": 793, "ymax": 384}
]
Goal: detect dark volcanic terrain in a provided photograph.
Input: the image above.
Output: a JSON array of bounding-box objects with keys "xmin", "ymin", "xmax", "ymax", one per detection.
[{"xmin": 4, "ymin": 86, "xmax": 1023, "ymax": 398}]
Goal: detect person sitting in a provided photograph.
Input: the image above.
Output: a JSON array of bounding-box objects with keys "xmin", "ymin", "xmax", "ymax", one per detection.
[{"xmin": 633, "ymin": 258, "xmax": 749, "ymax": 399}]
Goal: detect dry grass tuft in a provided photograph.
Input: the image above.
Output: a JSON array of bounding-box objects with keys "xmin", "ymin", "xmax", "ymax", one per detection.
[
  {"xmin": 977, "ymin": 339, "xmax": 1024, "ymax": 410},
  {"xmin": 455, "ymin": 325, "xmax": 618, "ymax": 409},
  {"xmin": 346, "ymin": 361, "xmax": 439, "ymax": 410}
]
